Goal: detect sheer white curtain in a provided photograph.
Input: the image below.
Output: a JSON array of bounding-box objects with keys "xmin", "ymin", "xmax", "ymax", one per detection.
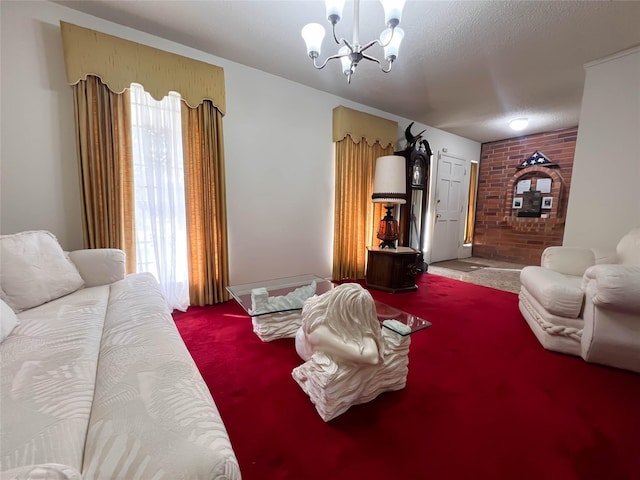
[{"xmin": 129, "ymin": 82, "xmax": 190, "ymax": 311}]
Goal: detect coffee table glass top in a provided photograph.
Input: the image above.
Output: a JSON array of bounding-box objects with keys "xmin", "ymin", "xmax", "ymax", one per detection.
[
  {"xmin": 374, "ymin": 300, "xmax": 432, "ymax": 336},
  {"xmin": 226, "ymin": 275, "xmax": 431, "ymax": 336},
  {"xmin": 226, "ymin": 274, "xmax": 334, "ymax": 317}
]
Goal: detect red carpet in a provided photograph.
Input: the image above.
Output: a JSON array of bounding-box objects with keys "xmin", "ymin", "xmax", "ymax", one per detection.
[{"xmin": 173, "ymin": 273, "xmax": 640, "ymax": 480}]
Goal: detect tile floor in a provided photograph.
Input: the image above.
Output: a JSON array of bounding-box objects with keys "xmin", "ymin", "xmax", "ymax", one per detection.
[{"xmin": 427, "ymin": 257, "xmax": 527, "ymax": 293}]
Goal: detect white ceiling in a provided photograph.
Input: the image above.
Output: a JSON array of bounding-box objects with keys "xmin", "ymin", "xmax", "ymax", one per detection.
[{"xmin": 55, "ymin": 0, "xmax": 640, "ymax": 143}]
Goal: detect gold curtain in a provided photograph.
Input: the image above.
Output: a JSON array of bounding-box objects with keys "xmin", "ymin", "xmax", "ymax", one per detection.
[
  {"xmin": 332, "ymin": 105, "xmax": 398, "ymax": 147},
  {"xmin": 465, "ymin": 161, "xmax": 479, "ymax": 244},
  {"xmin": 332, "ymin": 136, "xmax": 393, "ymax": 280},
  {"xmin": 182, "ymin": 101, "xmax": 230, "ymax": 305},
  {"xmin": 72, "ymin": 75, "xmax": 136, "ymax": 273},
  {"xmin": 60, "ymin": 22, "xmax": 225, "ymax": 112},
  {"xmin": 62, "ymin": 22, "xmax": 229, "ymax": 304}
]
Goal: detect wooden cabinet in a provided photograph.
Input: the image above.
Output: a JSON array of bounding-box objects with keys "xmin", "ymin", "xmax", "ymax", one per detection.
[{"xmin": 366, "ymin": 246, "xmax": 420, "ymax": 293}]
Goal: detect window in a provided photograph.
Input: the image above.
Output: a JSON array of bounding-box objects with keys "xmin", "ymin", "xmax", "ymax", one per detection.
[
  {"xmin": 129, "ymin": 83, "xmax": 189, "ymax": 311},
  {"xmin": 464, "ymin": 161, "xmax": 478, "ymax": 245}
]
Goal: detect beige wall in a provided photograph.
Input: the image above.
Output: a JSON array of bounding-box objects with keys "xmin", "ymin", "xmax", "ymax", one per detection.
[
  {"xmin": 564, "ymin": 46, "xmax": 640, "ymax": 249},
  {"xmin": 0, "ymin": 1, "xmax": 480, "ymax": 284}
]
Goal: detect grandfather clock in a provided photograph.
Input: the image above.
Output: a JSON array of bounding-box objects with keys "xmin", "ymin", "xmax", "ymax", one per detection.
[{"xmin": 396, "ymin": 145, "xmax": 430, "ymax": 270}]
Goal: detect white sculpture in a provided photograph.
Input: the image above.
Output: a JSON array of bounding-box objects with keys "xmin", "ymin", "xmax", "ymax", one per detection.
[
  {"xmin": 249, "ymin": 280, "xmax": 317, "ymax": 315},
  {"xmin": 292, "ymin": 283, "xmax": 411, "ymax": 421},
  {"xmin": 249, "ymin": 281, "xmax": 317, "ymax": 342},
  {"xmin": 294, "ymin": 283, "xmax": 383, "ymax": 365}
]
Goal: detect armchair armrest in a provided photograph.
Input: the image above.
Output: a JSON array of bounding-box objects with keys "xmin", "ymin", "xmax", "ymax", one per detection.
[
  {"xmin": 541, "ymin": 246, "xmax": 596, "ymax": 276},
  {"xmin": 591, "ymin": 247, "xmax": 618, "ymax": 265},
  {"xmin": 68, "ymin": 249, "xmax": 126, "ymax": 287},
  {"xmin": 582, "ymin": 264, "xmax": 640, "ymax": 314}
]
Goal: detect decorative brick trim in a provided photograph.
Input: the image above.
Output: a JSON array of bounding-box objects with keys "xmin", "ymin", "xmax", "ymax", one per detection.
[{"xmin": 503, "ymin": 166, "xmax": 567, "ymax": 221}]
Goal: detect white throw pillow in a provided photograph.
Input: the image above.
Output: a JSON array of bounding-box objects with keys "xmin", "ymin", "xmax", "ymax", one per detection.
[
  {"xmin": 1, "ymin": 299, "xmax": 19, "ymax": 342},
  {"xmin": 0, "ymin": 231, "xmax": 84, "ymax": 312}
]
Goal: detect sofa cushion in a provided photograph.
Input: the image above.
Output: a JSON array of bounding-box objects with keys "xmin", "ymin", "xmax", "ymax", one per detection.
[
  {"xmin": 67, "ymin": 249, "xmax": 126, "ymax": 287},
  {"xmin": 520, "ymin": 266, "xmax": 584, "ymax": 318},
  {"xmin": 82, "ymin": 273, "xmax": 241, "ymax": 479},
  {"xmin": 1, "ymin": 299, "xmax": 19, "ymax": 343},
  {"xmin": 0, "ymin": 286, "xmax": 109, "ymax": 473},
  {"xmin": 0, "ymin": 231, "xmax": 84, "ymax": 312}
]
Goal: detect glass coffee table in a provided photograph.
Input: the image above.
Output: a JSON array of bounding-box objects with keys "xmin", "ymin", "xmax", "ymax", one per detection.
[{"xmin": 227, "ymin": 274, "xmax": 431, "ymax": 341}]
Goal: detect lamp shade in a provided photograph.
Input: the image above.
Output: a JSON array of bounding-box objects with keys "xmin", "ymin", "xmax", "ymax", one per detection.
[{"xmin": 372, "ymin": 155, "xmax": 406, "ymax": 204}]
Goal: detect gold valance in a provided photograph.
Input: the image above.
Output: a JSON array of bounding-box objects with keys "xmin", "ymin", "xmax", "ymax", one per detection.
[
  {"xmin": 60, "ymin": 22, "xmax": 226, "ymax": 114},
  {"xmin": 332, "ymin": 106, "xmax": 398, "ymax": 147}
]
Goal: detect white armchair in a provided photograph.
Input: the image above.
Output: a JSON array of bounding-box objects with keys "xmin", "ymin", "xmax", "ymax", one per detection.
[{"xmin": 519, "ymin": 227, "xmax": 640, "ymax": 372}]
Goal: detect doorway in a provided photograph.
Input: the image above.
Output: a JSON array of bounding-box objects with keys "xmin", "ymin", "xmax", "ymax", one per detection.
[{"xmin": 430, "ymin": 152, "xmax": 468, "ymax": 263}]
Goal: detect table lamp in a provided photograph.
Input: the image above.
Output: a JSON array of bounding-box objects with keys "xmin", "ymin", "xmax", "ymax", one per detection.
[{"xmin": 372, "ymin": 155, "xmax": 406, "ymax": 248}]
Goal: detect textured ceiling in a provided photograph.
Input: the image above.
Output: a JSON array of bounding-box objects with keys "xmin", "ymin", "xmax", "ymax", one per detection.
[{"xmin": 55, "ymin": 0, "xmax": 640, "ymax": 143}]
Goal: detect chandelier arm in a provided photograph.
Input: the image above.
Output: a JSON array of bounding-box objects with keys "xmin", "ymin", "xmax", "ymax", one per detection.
[
  {"xmin": 360, "ymin": 26, "xmax": 396, "ymax": 54},
  {"xmin": 362, "ymin": 53, "xmax": 393, "ymax": 73},
  {"xmin": 360, "ymin": 39, "xmax": 380, "ymax": 53},
  {"xmin": 331, "ymin": 23, "xmax": 357, "ymax": 50},
  {"xmin": 361, "ymin": 53, "xmax": 382, "ymax": 66},
  {"xmin": 331, "ymin": 23, "xmax": 342, "ymax": 45},
  {"xmin": 313, "ymin": 51, "xmax": 351, "ymax": 70},
  {"xmin": 341, "ymin": 38, "xmax": 355, "ymax": 52}
]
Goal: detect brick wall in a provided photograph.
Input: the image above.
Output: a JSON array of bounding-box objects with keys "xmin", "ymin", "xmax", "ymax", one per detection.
[{"xmin": 472, "ymin": 127, "xmax": 577, "ymax": 265}]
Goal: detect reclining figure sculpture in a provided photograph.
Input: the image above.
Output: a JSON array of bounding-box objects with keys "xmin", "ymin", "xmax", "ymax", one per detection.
[
  {"xmin": 249, "ymin": 281, "xmax": 317, "ymax": 315},
  {"xmin": 293, "ymin": 283, "xmax": 411, "ymax": 421},
  {"xmin": 249, "ymin": 281, "xmax": 317, "ymax": 341}
]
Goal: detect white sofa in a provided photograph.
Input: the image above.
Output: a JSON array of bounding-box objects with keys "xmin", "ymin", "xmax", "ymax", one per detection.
[
  {"xmin": 0, "ymin": 231, "xmax": 241, "ymax": 479},
  {"xmin": 519, "ymin": 227, "xmax": 640, "ymax": 372}
]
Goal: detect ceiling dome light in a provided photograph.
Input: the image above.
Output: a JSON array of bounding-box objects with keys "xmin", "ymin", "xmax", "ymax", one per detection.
[{"xmin": 509, "ymin": 118, "xmax": 529, "ymax": 131}]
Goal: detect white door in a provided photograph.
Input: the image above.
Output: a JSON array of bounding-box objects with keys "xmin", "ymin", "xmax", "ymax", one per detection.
[{"xmin": 431, "ymin": 152, "xmax": 467, "ymax": 263}]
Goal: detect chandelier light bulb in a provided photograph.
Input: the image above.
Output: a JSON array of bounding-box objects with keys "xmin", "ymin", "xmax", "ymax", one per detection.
[
  {"xmin": 301, "ymin": 23, "xmax": 326, "ymax": 58},
  {"xmin": 381, "ymin": 0, "xmax": 406, "ymax": 27},
  {"xmin": 325, "ymin": 0, "xmax": 346, "ymax": 24},
  {"xmin": 381, "ymin": 27, "xmax": 404, "ymax": 61},
  {"xmin": 339, "ymin": 45, "xmax": 352, "ymax": 75},
  {"xmin": 509, "ymin": 118, "xmax": 529, "ymax": 131}
]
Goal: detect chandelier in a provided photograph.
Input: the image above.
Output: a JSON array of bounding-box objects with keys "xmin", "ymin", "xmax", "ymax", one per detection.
[{"xmin": 301, "ymin": 0, "xmax": 406, "ymax": 84}]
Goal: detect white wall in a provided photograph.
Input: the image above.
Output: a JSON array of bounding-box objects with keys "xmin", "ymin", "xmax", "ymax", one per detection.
[
  {"xmin": 564, "ymin": 46, "xmax": 640, "ymax": 249},
  {"xmin": 0, "ymin": 1, "xmax": 480, "ymax": 284},
  {"xmin": 0, "ymin": 2, "xmax": 81, "ymax": 248}
]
